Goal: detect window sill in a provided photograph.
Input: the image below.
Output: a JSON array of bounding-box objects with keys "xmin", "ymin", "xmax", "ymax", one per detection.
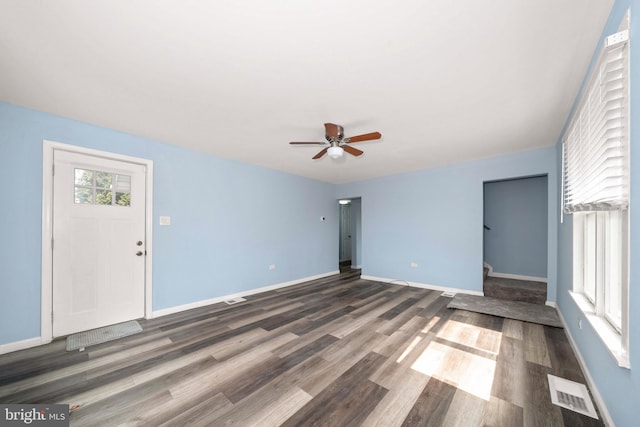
[{"xmin": 569, "ymin": 291, "xmax": 630, "ymax": 369}]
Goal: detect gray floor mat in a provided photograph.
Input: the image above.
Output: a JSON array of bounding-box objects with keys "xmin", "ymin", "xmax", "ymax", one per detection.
[
  {"xmin": 447, "ymin": 294, "xmax": 563, "ymax": 328},
  {"xmin": 66, "ymin": 320, "xmax": 143, "ymax": 351}
]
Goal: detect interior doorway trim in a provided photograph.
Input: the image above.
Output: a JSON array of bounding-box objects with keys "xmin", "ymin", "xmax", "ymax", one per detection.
[{"xmin": 41, "ymin": 140, "xmax": 154, "ymax": 344}]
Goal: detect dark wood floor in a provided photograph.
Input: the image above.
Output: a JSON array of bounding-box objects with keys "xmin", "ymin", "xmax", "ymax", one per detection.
[{"xmin": 0, "ymin": 271, "xmax": 603, "ymax": 426}]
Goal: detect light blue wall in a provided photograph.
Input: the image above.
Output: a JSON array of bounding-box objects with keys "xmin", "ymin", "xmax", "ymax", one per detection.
[
  {"xmin": 557, "ymin": 2, "xmax": 639, "ymax": 426},
  {"xmin": 483, "ymin": 176, "xmax": 548, "ymax": 278},
  {"xmin": 336, "ymin": 147, "xmax": 558, "ymax": 297},
  {"xmin": 0, "ymin": 101, "xmax": 337, "ymax": 346}
]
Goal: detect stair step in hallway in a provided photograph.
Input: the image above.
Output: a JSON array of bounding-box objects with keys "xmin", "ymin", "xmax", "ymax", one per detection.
[{"xmin": 483, "ymin": 276, "xmax": 547, "ymax": 305}]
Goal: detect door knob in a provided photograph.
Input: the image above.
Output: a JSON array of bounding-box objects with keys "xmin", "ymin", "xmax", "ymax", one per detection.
[
  {"xmin": 136, "ymin": 241, "xmax": 143, "ymax": 246},
  {"xmin": 136, "ymin": 251, "xmax": 143, "ymax": 256}
]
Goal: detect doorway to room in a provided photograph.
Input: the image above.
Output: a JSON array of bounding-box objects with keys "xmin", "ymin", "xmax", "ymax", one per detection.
[
  {"xmin": 482, "ymin": 175, "xmax": 548, "ymax": 304},
  {"xmin": 338, "ymin": 197, "xmax": 361, "ymax": 274}
]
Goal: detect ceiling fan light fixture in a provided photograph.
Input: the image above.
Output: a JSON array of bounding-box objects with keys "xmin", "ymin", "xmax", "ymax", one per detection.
[
  {"xmin": 328, "ymin": 146, "xmax": 344, "ymax": 159},
  {"xmin": 289, "ymin": 123, "xmax": 381, "ymax": 160}
]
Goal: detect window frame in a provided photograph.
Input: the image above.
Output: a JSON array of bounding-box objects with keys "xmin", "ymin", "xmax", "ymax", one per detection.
[
  {"xmin": 572, "ymin": 211, "xmax": 628, "ymax": 332},
  {"xmin": 564, "ymin": 12, "xmax": 630, "ymax": 369}
]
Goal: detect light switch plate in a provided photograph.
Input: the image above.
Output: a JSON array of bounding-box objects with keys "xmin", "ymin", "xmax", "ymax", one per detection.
[{"xmin": 159, "ymin": 216, "xmax": 171, "ymax": 226}]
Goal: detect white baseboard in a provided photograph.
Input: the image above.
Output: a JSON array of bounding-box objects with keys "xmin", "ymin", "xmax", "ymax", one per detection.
[
  {"xmin": 555, "ymin": 308, "xmax": 614, "ymax": 427},
  {"xmin": 151, "ymin": 271, "xmax": 340, "ymax": 319},
  {"xmin": 360, "ymin": 275, "xmax": 484, "ymax": 296},
  {"xmin": 0, "ymin": 271, "xmax": 341, "ymax": 354},
  {"xmin": 0, "ymin": 336, "xmax": 49, "ymax": 356},
  {"xmin": 488, "ymin": 271, "xmax": 547, "ymax": 283}
]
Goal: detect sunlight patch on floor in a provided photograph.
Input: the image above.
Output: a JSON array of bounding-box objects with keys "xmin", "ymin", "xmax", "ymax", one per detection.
[
  {"xmin": 408, "ymin": 317, "xmax": 503, "ymax": 401},
  {"xmin": 395, "ymin": 316, "xmax": 441, "ymax": 364},
  {"xmin": 411, "ymin": 341, "xmax": 496, "ymax": 400},
  {"xmin": 396, "ymin": 336, "xmax": 422, "ymax": 363},
  {"xmin": 420, "ymin": 316, "xmax": 441, "ymax": 334},
  {"xmin": 436, "ymin": 318, "xmax": 502, "ymax": 355}
]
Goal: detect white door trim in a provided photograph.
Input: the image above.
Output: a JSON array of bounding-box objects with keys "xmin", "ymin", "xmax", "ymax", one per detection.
[{"xmin": 41, "ymin": 140, "xmax": 154, "ymax": 344}]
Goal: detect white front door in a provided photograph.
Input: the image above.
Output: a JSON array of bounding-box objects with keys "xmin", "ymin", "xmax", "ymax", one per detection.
[{"xmin": 52, "ymin": 150, "xmax": 146, "ymax": 337}]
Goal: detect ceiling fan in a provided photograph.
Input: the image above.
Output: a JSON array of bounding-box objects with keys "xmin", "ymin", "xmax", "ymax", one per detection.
[{"xmin": 289, "ymin": 123, "xmax": 382, "ymax": 159}]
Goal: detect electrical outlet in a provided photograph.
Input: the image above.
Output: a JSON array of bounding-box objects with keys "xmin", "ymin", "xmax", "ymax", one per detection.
[
  {"xmin": 578, "ymin": 319, "xmax": 583, "ymax": 330},
  {"xmin": 410, "ymin": 262, "xmax": 418, "ymax": 268},
  {"xmin": 268, "ymin": 264, "xmax": 276, "ymax": 270}
]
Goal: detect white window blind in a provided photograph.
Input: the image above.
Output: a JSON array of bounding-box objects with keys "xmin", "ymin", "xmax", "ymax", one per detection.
[{"xmin": 563, "ymin": 34, "xmax": 629, "ymax": 213}]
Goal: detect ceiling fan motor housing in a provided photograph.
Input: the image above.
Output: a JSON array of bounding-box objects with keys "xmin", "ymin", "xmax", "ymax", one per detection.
[{"xmin": 326, "ymin": 124, "xmax": 344, "ymax": 143}]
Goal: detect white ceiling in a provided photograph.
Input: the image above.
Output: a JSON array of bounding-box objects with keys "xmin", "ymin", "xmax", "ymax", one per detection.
[{"xmin": 0, "ymin": 1, "xmax": 613, "ymax": 183}]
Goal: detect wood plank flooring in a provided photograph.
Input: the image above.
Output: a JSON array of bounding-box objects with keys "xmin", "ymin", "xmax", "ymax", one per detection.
[{"xmin": 0, "ymin": 271, "xmax": 604, "ymax": 426}]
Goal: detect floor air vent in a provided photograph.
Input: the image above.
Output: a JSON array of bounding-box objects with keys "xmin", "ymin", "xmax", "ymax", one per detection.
[
  {"xmin": 224, "ymin": 297, "xmax": 247, "ymax": 305},
  {"xmin": 547, "ymin": 374, "xmax": 598, "ymax": 419},
  {"xmin": 557, "ymin": 390, "xmax": 588, "ymax": 412},
  {"xmin": 441, "ymin": 292, "xmax": 456, "ymax": 297}
]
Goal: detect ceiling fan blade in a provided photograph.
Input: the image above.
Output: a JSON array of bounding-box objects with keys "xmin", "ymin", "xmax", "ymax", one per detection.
[
  {"xmin": 342, "ymin": 144, "xmax": 364, "ymax": 157},
  {"xmin": 312, "ymin": 147, "xmax": 329, "ymax": 159},
  {"xmin": 344, "ymin": 132, "xmax": 382, "ymax": 143},
  {"xmin": 289, "ymin": 141, "xmax": 326, "ymax": 145},
  {"xmin": 324, "ymin": 123, "xmax": 340, "ymax": 139}
]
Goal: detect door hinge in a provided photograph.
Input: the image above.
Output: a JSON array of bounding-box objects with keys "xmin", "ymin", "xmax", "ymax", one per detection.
[
  {"xmin": 52, "ymin": 164, "xmax": 55, "ymax": 176},
  {"xmin": 51, "ymin": 238, "xmax": 54, "ymax": 250}
]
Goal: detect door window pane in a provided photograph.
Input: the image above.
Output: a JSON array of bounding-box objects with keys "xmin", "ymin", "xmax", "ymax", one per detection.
[
  {"xmin": 96, "ymin": 190, "xmax": 113, "ymax": 205},
  {"xmin": 116, "ymin": 192, "xmax": 131, "ymax": 207},
  {"xmin": 74, "ymin": 169, "xmax": 93, "ymax": 186},
  {"xmin": 74, "ymin": 187, "xmax": 93, "ymax": 204},
  {"xmin": 95, "ymin": 172, "xmax": 112, "ymax": 189},
  {"xmin": 114, "ymin": 174, "xmax": 131, "ymax": 192},
  {"xmin": 74, "ymin": 168, "xmax": 130, "ymax": 207}
]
